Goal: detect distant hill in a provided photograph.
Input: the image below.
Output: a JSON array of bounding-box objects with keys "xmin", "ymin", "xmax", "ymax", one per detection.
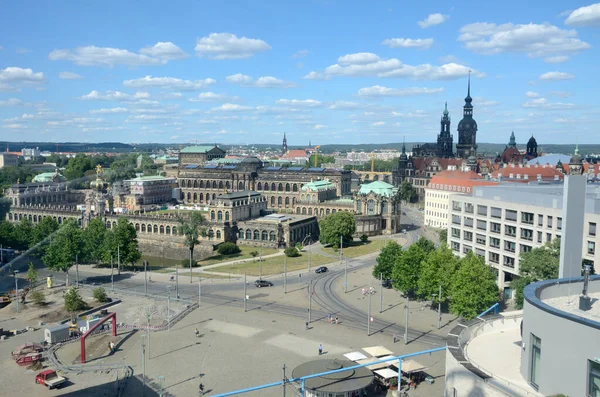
[{"xmin": 1, "ymin": 141, "xmax": 597, "ymax": 157}]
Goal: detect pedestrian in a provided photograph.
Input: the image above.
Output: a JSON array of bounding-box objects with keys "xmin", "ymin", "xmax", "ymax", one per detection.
[
  {"xmin": 318, "ymin": 344, "xmax": 322, "ymax": 355},
  {"xmin": 195, "ymin": 328, "xmax": 199, "ymax": 338},
  {"xmin": 199, "ymin": 383, "xmax": 204, "ymax": 395},
  {"xmin": 305, "ymin": 321, "xmax": 309, "ymax": 330},
  {"xmin": 393, "ymin": 334, "xmax": 397, "ymax": 343},
  {"xmin": 108, "ymin": 342, "xmax": 112, "ymax": 354},
  {"xmin": 110, "ymin": 341, "xmax": 115, "ymax": 353},
  {"xmin": 335, "ymin": 316, "xmax": 339, "ymax": 324},
  {"xmin": 328, "ymin": 314, "xmax": 331, "ymax": 324}
]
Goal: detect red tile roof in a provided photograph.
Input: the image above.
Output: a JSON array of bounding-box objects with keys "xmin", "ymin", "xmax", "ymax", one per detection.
[
  {"xmin": 282, "ymin": 150, "xmax": 308, "ymax": 159},
  {"xmin": 491, "ymin": 164, "xmax": 563, "ymax": 181},
  {"xmin": 428, "ymin": 170, "xmax": 499, "ymax": 193}
]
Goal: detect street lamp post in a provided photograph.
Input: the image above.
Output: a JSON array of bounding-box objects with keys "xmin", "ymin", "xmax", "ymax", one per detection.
[
  {"xmin": 14, "ymin": 270, "xmax": 19, "ymax": 313},
  {"xmin": 166, "ymin": 286, "xmax": 171, "ymax": 332},
  {"xmin": 404, "ymin": 295, "xmax": 409, "ymax": 345},
  {"xmin": 307, "ymin": 233, "xmax": 311, "ymax": 272},
  {"xmin": 308, "ymin": 280, "xmax": 312, "ymax": 324},
  {"xmin": 284, "ymin": 257, "xmax": 287, "ymax": 294},
  {"xmin": 367, "ymin": 287, "xmax": 372, "ymax": 336},
  {"xmin": 140, "ymin": 333, "xmax": 146, "ymax": 397},
  {"xmin": 344, "ymin": 258, "xmax": 348, "ymax": 293},
  {"xmin": 244, "ymin": 273, "xmax": 247, "ymax": 312},
  {"xmin": 259, "ymin": 246, "xmax": 262, "ymax": 280},
  {"xmin": 110, "ymin": 255, "xmax": 114, "ymax": 292},
  {"xmin": 437, "ymin": 285, "xmax": 442, "ymax": 330},
  {"xmin": 144, "ymin": 260, "xmax": 148, "ymax": 296},
  {"xmin": 157, "ymin": 376, "xmax": 165, "ymax": 397},
  {"xmin": 117, "ymin": 244, "xmax": 121, "ymax": 276},
  {"xmin": 379, "ymin": 273, "xmax": 383, "ymax": 313},
  {"xmin": 198, "ymin": 272, "xmax": 201, "ymax": 306}
]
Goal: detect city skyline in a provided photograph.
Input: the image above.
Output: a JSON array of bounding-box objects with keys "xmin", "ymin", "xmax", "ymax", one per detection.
[{"xmin": 0, "ymin": 1, "xmax": 598, "ymax": 145}]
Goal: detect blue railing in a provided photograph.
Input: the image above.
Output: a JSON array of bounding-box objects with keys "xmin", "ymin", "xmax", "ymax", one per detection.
[{"xmin": 477, "ymin": 302, "xmax": 500, "ymax": 318}]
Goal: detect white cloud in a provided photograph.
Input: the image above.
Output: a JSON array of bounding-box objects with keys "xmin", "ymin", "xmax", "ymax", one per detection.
[
  {"xmin": 549, "ymin": 91, "xmax": 572, "ymax": 98},
  {"xmin": 381, "ymin": 38, "xmax": 434, "ymax": 49},
  {"xmin": 79, "ymin": 90, "xmax": 150, "ymax": 101},
  {"xmin": 160, "ymin": 92, "xmax": 184, "ymax": 100},
  {"xmin": 189, "ymin": 92, "xmax": 239, "ymax": 102},
  {"xmin": 3, "ymin": 123, "xmax": 26, "ymax": 129},
  {"xmin": 523, "ymin": 97, "xmax": 575, "ymax": 109},
  {"xmin": 0, "ymin": 98, "xmax": 24, "ymax": 107},
  {"xmin": 526, "ymin": 91, "xmax": 540, "ymax": 98},
  {"xmin": 226, "ymin": 73, "xmax": 295, "ymax": 88},
  {"xmin": 372, "ymin": 121, "xmax": 385, "ymax": 126},
  {"xmin": 391, "ymin": 110, "xmax": 427, "ymax": 118},
  {"xmin": 59, "ymin": 72, "xmax": 83, "ymax": 80},
  {"xmin": 0, "ymin": 67, "xmax": 45, "ymax": 91},
  {"xmin": 418, "ymin": 13, "xmax": 449, "ymax": 28},
  {"xmin": 313, "ymin": 124, "xmax": 326, "ymax": 130},
  {"xmin": 539, "ymin": 71, "xmax": 575, "ymax": 80},
  {"xmin": 139, "ymin": 42, "xmax": 188, "ymax": 61},
  {"xmin": 123, "ymin": 76, "xmax": 216, "ymax": 91},
  {"xmin": 544, "ymin": 56, "xmax": 569, "ymax": 64},
  {"xmin": 49, "ymin": 46, "xmax": 163, "ymax": 67},
  {"xmin": 554, "ymin": 117, "xmax": 581, "ymax": 123},
  {"xmin": 458, "ymin": 22, "xmax": 590, "ymax": 58},
  {"xmin": 209, "ymin": 103, "xmax": 253, "ymax": 112},
  {"xmin": 338, "ymin": 53, "xmax": 381, "ymax": 65},
  {"xmin": 89, "ymin": 107, "xmax": 129, "ymax": 114},
  {"xmin": 16, "ymin": 48, "xmax": 31, "ymax": 54},
  {"xmin": 275, "ymin": 99, "xmax": 322, "ymax": 107},
  {"xmin": 309, "ymin": 54, "xmax": 482, "ymax": 80},
  {"xmin": 327, "ymin": 101, "xmax": 360, "ymax": 110},
  {"xmin": 3, "ymin": 113, "xmax": 35, "ymax": 122},
  {"xmin": 292, "ymin": 50, "xmax": 310, "ymax": 58},
  {"xmin": 194, "ymin": 33, "xmax": 271, "ymax": 60},
  {"xmin": 565, "ymin": 3, "xmax": 600, "ymax": 27},
  {"xmin": 125, "ymin": 114, "xmax": 177, "ymax": 123},
  {"xmin": 358, "ymin": 85, "xmax": 444, "ymax": 97}
]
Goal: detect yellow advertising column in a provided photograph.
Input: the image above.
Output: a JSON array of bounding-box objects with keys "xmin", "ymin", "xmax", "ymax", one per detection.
[{"xmin": 47, "ymin": 276, "xmax": 53, "ymax": 289}]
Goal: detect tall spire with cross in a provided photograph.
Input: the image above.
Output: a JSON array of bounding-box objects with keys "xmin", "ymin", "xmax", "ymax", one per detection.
[
  {"xmin": 282, "ymin": 132, "xmax": 288, "ymax": 155},
  {"xmin": 456, "ymin": 71, "xmax": 478, "ymax": 159}
]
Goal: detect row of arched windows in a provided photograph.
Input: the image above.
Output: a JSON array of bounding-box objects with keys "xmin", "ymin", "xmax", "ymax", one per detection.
[
  {"xmin": 186, "ymin": 192, "xmax": 217, "ymax": 203},
  {"xmin": 8, "ymin": 213, "xmax": 76, "ymax": 225},
  {"xmin": 210, "ymin": 210, "xmax": 230, "ymax": 222},
  {"xmin": 181, "ymin": 179, "xmax": 247, "ymax": 191},
  {"xmin": 133, "ymin": 223, "xmax": 178, "ymax": 235},
  {"xmin": 255, "ymin": 182, "xmax": 300, "ymax": 192},
  {"xmin": 238, "ymin": 229, "xmax": 277, "ymax": 241}
]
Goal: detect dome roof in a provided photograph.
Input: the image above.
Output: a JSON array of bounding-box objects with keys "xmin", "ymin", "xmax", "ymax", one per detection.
[
  {"xmin": 458, "ymin": 118, "xmax": 478, "ymax": 130},
  {"xmin": 358, "ymin": 180, "xmax": 397, "ymax": 197},
  {"xmin": 528, "ymin": 136, "xmax": 537, "ymax": 145}
]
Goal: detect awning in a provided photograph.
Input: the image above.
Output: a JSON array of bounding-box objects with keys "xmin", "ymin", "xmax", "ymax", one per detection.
[
  {"xmin": 374, "ymin": 368, "xmax": 399, "ymax": 379},
  {"xmin": 343, "ymin": 351, "xmax": 368, "ymax": 361},
  {"xmin": 356, "ymin": 358, "xmax": 390, "ymax": 371},
  {"xmin": 397, "ymin": 359, "xmax": 427, "ymax": 374},
  {"xmin": 362, "ymin": 346, "xmax": 394, "ymax": 357}
]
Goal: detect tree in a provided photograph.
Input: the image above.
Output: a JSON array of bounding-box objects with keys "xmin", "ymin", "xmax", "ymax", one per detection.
[
  {"xmin": 318, "ymin": 211, "xmax": 356, "ymax": 248},
  {"xmin": 307, "ymin": 154, "xmax": 335, "ymax": 168},
  {"xmin": 102, "ymin": 217, "xmax": 141, "ymax": 270},
  {"xmin": 32, "ymin": 216, "xmax": 59, "ymax": 245},
  {"xmin": 43, "ymin": 220, "xmax": 84, "ymax": 277},
  {"xmin": 373, "ymin": 241, "xmax": 402, "ymax": 280},
  {"xmin": 0, "ymin": 197, "xmax": 11, "ymax": 221},
  {"xmin": 64, "ymin": 155, "xmax": 94, "ymax": 181},
  {"xmin": 30, "ymin": 290, "xmax": 46, "ymax": 306},
  {"xmin": 12, "ymin": 218, "xmax": 34, "ymax": 250},
  {"xmin": 360, "ymin": 234, "xmax": 369, "ymax": 243},
  {"xmin": 449, "ymin": 252, "xmax": 499, "ymax": 320},
  {"xmin": 92, "ymin": 287, "xmax": 108, "ymax": 303},
  {"xmin": 511, "ymin": 240, "xmax": 560, "ymax": 309},
  {"xmin": 416, "ymin": 245, "xmax": 459, "ymax": 301},
  {"xmin": 284, "ymin": 247, "xmax": 300, "ymax": 257},
  {"xmin": 26, "ymin": 262, "xmax": 39, "ymax": 291},
  {"xmin": 391, "ymin": 239, "xmax": 430, "ymax": 294},
  {"xmin": 250, "ymin": 251, "xmax": 259, "ymax": 262},
  {"xmin": 107, "ymin": 159, "xmax": 137, "ymax": 183},
  {"xmin": 400, "ymin": 181, "xmax": 418, "ymax": 203},
  {"xmin": 177, "ymin": 212, "xmax": 207, "ymax": 279},
  {"xmin": 82, "ymin": 218, "xmax": 107, "ymax": 263},
  {"xmin": 64, "ymin": 286, "xmax": 87, "ymax": 319},
  {"xmin": 0, "ymin": 221, "xmax": 16, "ymax": 249},
  {"xmin": 438, "ymin": 229, "xmax": 448, "ymax": 244}
]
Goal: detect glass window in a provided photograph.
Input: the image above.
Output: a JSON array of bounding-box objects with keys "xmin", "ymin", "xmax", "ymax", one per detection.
[
  {"xmin": 538, "ymin": 214, "xmax": 543, "ymax": 227},
  {"xmin": 465, "ymin": 203, "xmax": 474, "ymax": 214},
  {"xmin": 477, "ymin": 205, "xmax": 487, "ymax": 216},
  {"xmin": 557, "ymin": 217, "xmax": 562, "ymax": 230},
  {"xmin": 521, "ymin": 212, "xmax": 534, "ymax": 224},
  {"xmin": 490, "ymin": 222, "xmax": 501, "ymax": 234},
  {"xmin": 506, "ymin": 209, "xmax": 517, "ymax": 221},
  {"xmin": 547, "ymin": 216, "xmax": 553, "ymax": 228},
  {"xmin": 589, "ymin": 241, "xmax": 596, "ymax": 255},
  {"xmin": 489, "ymin": 252, "xmax": 499, "ymax": 263},
  {"xmin": 589, "ymin": 360, "xmax": 600, "ymax": 397},
  {"xmin": 477, "ymin": 219, "xmax": 487, "ymax": 230},
  {"xmin": 530, "ymin": 334, "xmax": 542, "ymax": 389},
  {"xmin": 537, "ymin": 231, "xmax": 542, "ymax": 243},
  {"xmin": 546, "ymin": 233, "xmax": 552, "ymax": 243},
  {"xmin": 491, "ymin": 207, "xmax": 502, "ymax": 219},
  {"xmin": 452, "ymin": 228, "xmax": 461, "ymax": 238},
  {"xmin": 505, "ymin": 225, "xmax": 516, "ymax": 237},
  {"xmin": 490, "ymin": 237, "xmax": 500, "ymax": 248},
  {"xmin": 464, "ymin": 217, "xmax": 473, "ymax": 228},
  {"xmin": 476, "ymin": 234, "xmax": 486, "ymax": 245},
  {"xmin": 464, "ymin": 231, "xmax": 473, "ymax": 242},
  {"xmin": 590, "ymin": 222, "xmax": 597, "ymax": 237}
]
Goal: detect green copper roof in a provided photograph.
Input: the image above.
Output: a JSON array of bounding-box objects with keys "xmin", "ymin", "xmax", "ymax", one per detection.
[
  {"xmin": 32, "ymin": 172, "xmax": 65, "ymax": 182},
  {"xmin": 358, "ymin": 180, "xmax": 397, "ymax": 197},
  {"xmin": 180, "ymin": 145, "xmax": 220, "ymax": 153},
  {"xmin": 302, "ymin": 180, "xmax": 335, "ymax": 191}
]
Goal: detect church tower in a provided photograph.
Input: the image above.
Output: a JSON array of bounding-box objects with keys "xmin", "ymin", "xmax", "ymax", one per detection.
[
  {"xmin": 436, "ymin": 102, "xmax": 453, "ymax": 158},
  {"xmin": 526, "ymin": 135, "xmax": 538, "ymax": 159},
  {"xmin": 509, "ymin": 131, "xmax": 516, "ymax": 148},
  {"xmin": 282, "ymin": 132, "xmax": 288, "ymax": 155},
  {"xmin": 456, "ymin": 72, "xmax": 478, "ymax": 159}
]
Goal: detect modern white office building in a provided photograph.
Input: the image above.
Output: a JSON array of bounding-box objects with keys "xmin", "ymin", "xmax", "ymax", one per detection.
[{"xmin": 447, "ymin": 184, "xmax": 600, "ymax": 296}]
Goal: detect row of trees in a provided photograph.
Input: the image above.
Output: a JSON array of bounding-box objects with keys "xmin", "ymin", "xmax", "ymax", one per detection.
[
  {"xmin": 0, "ymin": 217, "xmax": 60, "ymax": 251},
  {"xmin": 373, "ymin": 238, "xmax": 499, "ymax": 320}
]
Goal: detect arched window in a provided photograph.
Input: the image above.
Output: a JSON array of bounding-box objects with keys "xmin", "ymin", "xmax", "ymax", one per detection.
[
  {"xmin": 166, "ymin": 226, "xmax": 171, "ymax": 234},
  {"xmin": 296, "ymin": 208, "xmax": 301, "ymax": 214},
  {"xmin": 285, "ymin": 197, "xmax": 290, "ymax": 206},
  {"xmin": 302, "ymin": 207, "xmax": 307, "ymax": 215},
  {"xmin": 212, "ymin": 193, "xmax": 216, "ymax": 200},
  {"xmin": 193, "ymin": 180, "xmax": 198, "ymax": 188},
  {"xmin": 187, "ymin": 180, "xmax": 191, "ymax": 188},
  {"xmin": 269, "ymin": 231, "xmax": 276, "ymax": 241},
  {"xmin": 216, "ymin": 230, "xmax": 222, "ymax": 239},
  {"xmin": 219, "ymin": 181, "xmax": 224, "ymax": 189},
  {"xmin": 308, "ymin": 208, "xmax": 313, "ymax": 215},
  {"xmin": 271, "ymin": 183, "xmax": 276, "ymax": 191},
  {"xmin": 193, "ymin": 193, "xmax": 197, "ymax": 202},
  {"xmin": 199, "ymin": 193, "xmax": 204, "ymax": 202},
  {"xmin": 160, "ymin": 225, "xmax": 164, "ymax": 234},
  {"xmin": 212, "ymin": 181, "xmax": 217, "ymax": 189},
  {"xmin": 285, "ymin": 183, "xmax": 290, "ymax": 192},
  {"xmin": 262, "ymin": 230, "xmax": 268, "ymax": 241},
  {"xmin": 187, "ymin": 192, "xmax": 191, "ymax": 201},
  {"xmin": 271, "ymin": 196, "xmax": 275, "ymax": 206},
  {"xmin": 225, "ymin": 181, "xmax": 230, "ymax": 189},
  {"xmin": 332, "ymin": 209, "xmax": 336, "ymax": 214},
  {"xmin": 217, "ymin": 211, "xmax": 223, "ymax": 221},
  {"xmin": 292, "ymin": 184, "xmax": 298, "ymax": 192},
  {"xmin": 278, "ymin": 183, "xmax": 283, "ymax": 191},
  {"xmin": 239, "ymin": 229, "xmax": 244, "ymax": 239},
  {"xmin": 225, "ymin": 212, "xmax": 230, "ymax": 221},
  {"xmin": 246, "ymin": 230, "xmax": 252, "ymax": 240},
  {"xmin": 301, "ymin": 194, "xmax": 306, "ymax": 201},
  {"xmin": 135, "ymin": 223, "xmax": 140, "ymax": 231},
  {"xmin": 211, "ymin": 211, "xmax": 215, "ymax": 221},
  {"xmin": 153, "ymin": 225, "xmax": 158, "ymax": 233},
  {"xmin": 326, "ymin": 209, "xmax": 330, "ymax": 215},
  {"xmin": 172, "ymin": 226, "xmax": 177, "ymax": 235},
  {"xmin": 253, "ymin": 230, "xmax": 260, "ymax": 240},
  {"xmin": 199, "ymin": 180, "xmax": 204, "ymax": 188},
  {"xmin": 278, "ymin": 196, "xmax": 282, "ymax": 205}
]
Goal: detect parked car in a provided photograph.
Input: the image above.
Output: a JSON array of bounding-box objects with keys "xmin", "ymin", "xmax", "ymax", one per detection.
[
  {"xmin": 382, "ymin": 279, "xmax": 393, "ymax": 289},
  {"xmin": 36, "ymin": 370, "xmax": 66, "ymax": 390},
  {"xmin": 402, "ymin": 211, "xmax": 406, "ymax": 215},
  {"xmin": 401, "ymin": 229, "xmax": 407, "ymax": 234},
  {"xmin": 255, "ymin": 279, "xmax": 273, "ymax": 288},
  {"xmin": 315, "ymin": 266, "xmax": 328, "ymax": 274}
]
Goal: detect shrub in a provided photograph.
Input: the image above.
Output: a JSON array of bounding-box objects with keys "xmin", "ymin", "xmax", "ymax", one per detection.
[
  {"xmin": 92, "ymin": 287, "xmax": 108, "ymax": 303},
  {"xmin": 360, "ymin": 234, "xmax": 369, "ymax": 243},
  {"xmin": 284, "ymin": 247, "xmax": 300, "ymax": 257},
  {"xmin": 30, "ymin": 291, "xmax": 46, "ymax": 306},
  {"xmin": 218, "ymin": 242, "xmax": 241, "ymax": 255},
  {"xmin": 64, "ymin": 287, "xmax": 87, "ymax": 313},
  {"xmin": 180, "ymin": 258, "xmax": 198, "ymax": 267}
]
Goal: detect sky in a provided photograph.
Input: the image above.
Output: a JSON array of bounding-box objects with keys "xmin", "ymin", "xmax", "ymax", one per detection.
[{"xmin": 0, "ymin": 1, "xmax": 599, "ymax": 147}]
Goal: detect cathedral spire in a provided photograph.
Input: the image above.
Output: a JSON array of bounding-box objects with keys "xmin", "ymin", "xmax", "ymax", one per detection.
[
  {"xmin": 509, "ymin": 131, "xmax": 516, "ymax": 148},
  {"xmin": 282, "ymin": 132, "xmax": 288, "ymax": 155}
]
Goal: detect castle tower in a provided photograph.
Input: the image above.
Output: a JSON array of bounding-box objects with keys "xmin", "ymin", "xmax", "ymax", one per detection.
[
  {"xmin": 456, "ymin": 72, "xmax": 478, "ymax": 159},
  {"xmin": 526, "ymin": 135, "xmax": 538, "ymax": 159},
  {"xmin": 509, "ymin": 131, "xmax": 516, "ymax": 148},
  {"xmin": 437, "ymin": 102, "xmax": 453, "ymax": 158}
]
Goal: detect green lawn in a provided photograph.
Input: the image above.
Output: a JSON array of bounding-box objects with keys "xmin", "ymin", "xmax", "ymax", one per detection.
[
  {"xmin": 198, "ymin": 246, "xmax": 279, "ymax": 266},
  {"xmin": 320, "ymin": 240, "xmax": 383, "ymax": 258},
  {"xmin": 216, "ymin": 252, "xmax": 335, "ymax": 277}
]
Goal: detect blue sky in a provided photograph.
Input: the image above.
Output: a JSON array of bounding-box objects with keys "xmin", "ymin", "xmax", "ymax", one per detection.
[{"xmin": 0, "ymin": 1, "xmax": 599, "ymax": 146}]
